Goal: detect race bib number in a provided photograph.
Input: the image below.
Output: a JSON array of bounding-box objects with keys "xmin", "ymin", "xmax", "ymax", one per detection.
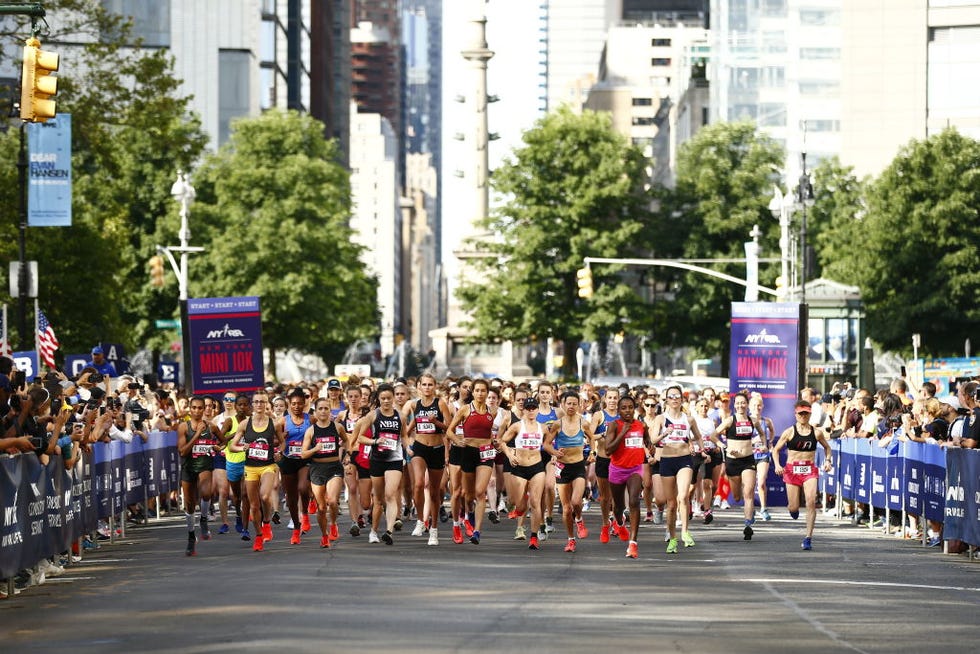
[
  {"xmin": 362, "ymin": 445, "xmax": 372, "ymax": 456},
  {"xmin": 416, "ymin": 416, "xmax": 436, "ymax": 434},
  {"xmin": 479, "ymin": 444, "xmax": 497, "ymax": 461},
  {"xmin": 735, "ymin": 424, "xmax": 753, "ymax": 437},
  {"xmin": 624, "ymin": 436, "xmax": 643, "ymax": 449},
  {"xmin": 791, "ymin": 464, "xmax": 813, "ymax": 476},
  {"xmin": 377, "ymin": 434, "xmax": 398, "ymax": 452},
  {"xmin": 553, "ymin": 461, "xmax": 565, "ymax": 478},
  {"xmin": 317, "ymin": 439, "xmax": 337, "ymax": 454},
  {"xmin": 519, "ymin": 435, "xmax": 542, "ymax": 450},
  {"xmin": 287, "ymin": 444, "xmax": 303, "ymax": 457},
  {"xmin": 248, "ymin": 445, "xmax": 269, "ymax": 461},
  {"xmin": 192, "ymin": 443, "xmax": 212, "ymax": 456}
]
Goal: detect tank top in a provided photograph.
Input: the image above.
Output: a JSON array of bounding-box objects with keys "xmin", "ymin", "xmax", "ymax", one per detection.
[
  {"xmin": 787, "ymin": 424, "xmax": 818, "ymax": 452},
  {"xmin": 284, "ymin": 413, "xmax": 312, "ymax": 458},
  {"xmin": 219, "ymin": 414, "xmax": 246, "ymax": 463},
  {"xmin": 514, "ymin": 421, "xmax": 545, "ymax": 450},
  {"xmin": 491, "ymin": 407, "xmax": 508, "ymax": 439},
  {"xmin": 554, "ymin": 418, "xmax": 586, "ymax": 449},
  {"xmin": 329, "ymin": 401, "xmax": 346, "ymax": 420},
  {"xmin": 371, "ymin": 409, "xmax": 403, "ymax": 461},
  {"xmin": 610, "ymin": 418, "xmax": 645, "ymax": 468},
  {"xmin": 536, "ymin": 406, "xmax": 558, "ymax": 426},
  {"xmin": 594, "ymin": 410, "xmax": 618, "ymax": 437},
  {"xmin": 727, "ymin": 417, "xmax": 755, "ymax": 441},
  {"xmin": 462, "ymin": 403, "xmax": 494, "ymax": 440},
  {"xmin": 414, "ymin": 398, "xmax": 444, "ymax": 436},
  {"xmin": 186, "ymin": 421, "xmax": 218, "ymax": 459},
  {"xmin": 695, "ymin": 416, "xmax": 717, "ymax": 451},
  {"xmin": 312, "ymin": 421, "xmax": 342, "ymax": 459},
  {"xmin": 661, "ymin": 413, "xmax": 691, "ymax": 446},
  {"xmin": 243, "ymin": 418, "xmax": 275, "ymax": 466}
]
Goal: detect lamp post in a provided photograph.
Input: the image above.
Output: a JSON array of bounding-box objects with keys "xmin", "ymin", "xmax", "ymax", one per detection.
[
  {"xmin": 169, "ymin": 171, "xmax": 195, "ymax": 301},
  {"xmin": 768, "ymin": 186, "xmax": 796, "ymax": 301},
  {"xmin": 797, "ymin": 153, "xmax": 815, "ymax": 306}
]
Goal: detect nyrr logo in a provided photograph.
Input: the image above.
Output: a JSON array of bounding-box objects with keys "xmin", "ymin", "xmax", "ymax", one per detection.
[
  {"xmin": 206, "ymin": 323, "xmax": 246, "ymax": 339},
  {"xmin": 743, "ymin": 329, "xmax": 781, "ymax": 345},
  {"xmin": 946, "ymin": 485, "xmax": 964, "ymax": 502}
]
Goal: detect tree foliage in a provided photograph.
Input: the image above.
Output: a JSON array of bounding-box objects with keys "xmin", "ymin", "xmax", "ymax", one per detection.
[
  {"xmin": 457, "ymin": 107, "xmax": 653, "ymax": 371},
  {"xmin": 190, "ymin": 110, "xmax": 378, "ymax": 372}
]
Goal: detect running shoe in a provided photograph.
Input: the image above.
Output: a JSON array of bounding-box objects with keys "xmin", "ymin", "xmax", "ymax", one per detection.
[
  {"xmin": 253, "ymin": 535, "xmax": 264, "ymax": 552},
  {"xmin": 301, "ymin": 514, "xmax": 311, "ymax": 533},
  {"xmin": 743, "ymin": 525, "xmax": 754, "ymax": 541},
  {"xmin": 349, "ymin": 522, "xmax": 361, "ymax": 537},
  {"xmin": 626, "ymin": 541, "xmax": 638, "ymax": 559},
  {"xmin": 290, "ymin": 529, "xmax": 301, "ymax": 545},
  {"xmin": 644, "ymin": 510, "xmax": 653, "ymax": 523},
  {"xmin": 452, "ymin": 524, "xmax": 464, "ymax": 544},
  {"xmin": 720, "ymin": 499, "xmax": 731, "ymax": 510},
  {"xmin": 357, "ymin": 514, "xmax": 367, "ymax": 529},
  {"xmin": 439, "ymin": 506, "xmax": 449, "ymax": 523},
  {"xmin": 681, "ymin": 531, "xmax": 695, "ymax": 548},
  {"xmin": 538, "ymin": 525, "xmax": 549, "ymax": 542},
  {"xmin": 463, "ymin": 519, "xmax": 475, "ymax": 538},
  {"xmin": 801, "ymin": 536, "xmax": 812, "ymax": 551},
  {"xmin": 241, "ymin": 529, "xmax": 251, "ymax": 542},
  {"xmin": 381, "ymin": 530, "xmax": 394, "ymax": 545},
  {"xmin": 582, "ymin": 499, "xmax": 591, "ymax": 513},
  {"xmin": 218, "ymin": 523, "xmax": 230, "ymax": 535},
  {"xmin": 545, "ymin": 517, "xmax": 554, "ymax": 533},
  {"xmin": 235, "ymin": 515, "xmax": 244, "ymax": 534},
  {"xmin": 927, "ymin": 536, "xmax": 942, "ymax": 547},
  {"xmin": 287, "ymin": 519, "xmax": 295, "ymax": 529},
  {"xmin": 470, "ymin": 530, "xmax": 481, "ymax": 545},
  {"xmin": 789, "ymin": 510, "xmax": 799, "ymax": 520},
  {"xmin": 761, "ymin": 508, "xmax": 772, "ymax": 522},
  {"xmin": 272, "ymin": 510, "xmax": 281, "ymax": 525},
  {"xmin": 393, "ymin": 518, "xmax": 404, "ymax": 532},
  {"xmin": 262, "ymin": 523, "xmax": 273, "ymax": 541},
  {"xmin": 428, "ymin": 528, "xmax": 439, "ymax": 546},
  {"xmin": 703, "ymin": 510, "xmax": 714, "ymax": 525},
  {"xmin": 528, "ymin": 534, "xmax": 539, "ymax": 550},
  {"xmin": 600, "ymin": 524, "xmax": 610, "ymax": 544},
  {"xmin": 412, "ymin": 520, "xmax": 426, "ymax": 537},
  {"xmin": 200, "ymin": 516, "xmax": 211, "ymax": 541},
  {"xmin": 329, "ymin": 523, "xmax": 339, "ymax": 541},
  {"xmin": 652, "ymin": 508, "xmax": 664, "ymax": 525},
  {"xmin": 712, "ymin": 496, "xmax": 721, "ymax": 508},
  {"xmin": 308, "ymin": 498, "xmax": 318, "ymax": 514},
  {"xmin": 666, "ymin": 537, "xmax": 678, "ymax": 554},
  {"xmin": 368, "ymin": 530, "xmax": 381, "ymax": 544},
  {"xmin": 616, "ymin": 521, "xmax": 629, "ymax": 542},
  {"xmin": 508, "ymin": 509, "xmax": 524, "ymax": 519},
  {"xmin": 575, "ymin": 520, "xmax": 589, "ymax": 540},
  {"xmin": 488, "ymin": 510, "xmax": 500, "ymax": 524},
  {"xmin": 513, "ymin": 526, "xmax": 526, "ymax": 541},
  {"xmin": 320, "ymin": 535, "xmax": 331, "ymax": 548},
  {"xmin": 564, "ymin": 538, "xmax": 576, "ymax": 553},
  {"xmin": 186, "ymin": 532, "xmax": 196, "ymax": 556}
]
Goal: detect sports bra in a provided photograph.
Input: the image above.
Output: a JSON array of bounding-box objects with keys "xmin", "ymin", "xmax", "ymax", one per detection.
[
  {"xmin": 786, "ymin": 424, "xmax": 817, "ymax": 452},
  {"xmin": 728, "ymin": 417, "xmax": 755, "ymax": 441},
  {"xmin": 514, "ymin": 421, "xmax": 545, "ymax": 450},
  {"xmin": 554, "ymin": 419, "xmax": 586, "ymax": 449},
  {"xmin": 661, "ymin": 414, "xmax": 691, "ymax": 445}
]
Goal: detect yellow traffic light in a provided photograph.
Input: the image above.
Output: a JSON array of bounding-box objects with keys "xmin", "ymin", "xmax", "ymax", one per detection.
[
  {"xmin": 20, "ymin": 37, "xmax": 59, "ymax": 123},
  {"xmin": 149, "ymin": 255, "xmax": 166, "ymax": 287},
  {"xmin": 576, "ymin": 266, "xmax": 593, "ymax": 299}
]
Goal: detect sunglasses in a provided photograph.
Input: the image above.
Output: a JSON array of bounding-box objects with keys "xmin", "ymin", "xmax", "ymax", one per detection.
[
  {"xmin": 796, "ymin": 411, "xmax": 811, "ymax": 416},
  {"xmin": 666, "ymin": 394, "xmax": 682, "ymax": 400},
  {"xmin": 223, "ymin": 396, "xmax": 235, "ymax": 402},
  {"xmin": 643, "ymin": 402, "xmax": 656, "ymax": 408}
]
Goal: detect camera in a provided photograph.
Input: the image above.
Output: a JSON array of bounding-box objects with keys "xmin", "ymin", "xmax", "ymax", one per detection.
[
  {"xmin": 124, "ymin": 398, "xmax": 150, "ymax": 430},
  {"xmin": 887, "ymin": 414, "xmax": 903, "ymax": 427},
  {"xmin": 127, "ymin": 382, "xmax": 142, "ymax": 391},
  {"xmin": 831, "ymin": 393, "xmax": 842, "ymax": 402},
  {"xmin": 89, "ymin": 372, "xmax": 104, "ymax": 384}
]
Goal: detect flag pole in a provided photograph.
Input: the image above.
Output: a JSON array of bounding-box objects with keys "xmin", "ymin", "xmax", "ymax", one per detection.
[{"xmin": 34, "ymin": 297, "xmax": 40, "ymax": 372}]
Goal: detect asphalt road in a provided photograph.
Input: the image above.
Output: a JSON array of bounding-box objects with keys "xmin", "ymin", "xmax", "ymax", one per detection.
[{"xmin": 2, "ymin": 505, "xmax": 978, "ymax": 653}]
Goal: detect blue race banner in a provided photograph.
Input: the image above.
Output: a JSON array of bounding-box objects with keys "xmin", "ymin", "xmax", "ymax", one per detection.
[
  {"xmin": 64, "ymin": 353, "xmax": 89, "ymax": 377},
  {"xmin": 27, "ymin": 114, "xmax": 72, "ymax": 227},
  {"xmin": 730, "ymin": 302, "xmax": 804, "ymax": 507},
  {"xmin": 187, "ymin": 296, "xmax": 263, "ymax": 394},
  {"xmin": 870, "ymin": 443, "xmax": 888, "ymax": 508},
  {"xmin": 158, "ymin": 361, "xmax": 180, "ymax": 385},
  {"xmin": 840, "ymin": 438, "xmax": 856, "ymax": 500},
  {"xmin": 944, "ymin": 448, "xmax": 980, "ymax": 546},
  {"xmin": 922, "ymin": 443, "xmax": 946, "ymax": 523},
  {"xmin": 904, "ymin": 442, "xmax": 926, "ymax": 516},
  {"xmin": 12, "ymin": 350, "xmax": 40, "ymax": 381},
  {"xmin": 886, "ymin": 445, "xmax": 905, "ymax": 512},
  {"xmin": 854, "ymin": 438, "xmax": 872, "ymax": 504}
]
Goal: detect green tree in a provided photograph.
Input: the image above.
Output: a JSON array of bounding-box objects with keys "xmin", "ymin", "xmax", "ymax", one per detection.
[
  {"xmin": 820, "ymin": 129, "xmax": 980, "ymax": 355},
  {"xmin": 656, "ymin": 121, "xmax": 785, "ymax": 370},
  {"xmin": 809, "ymin": 157, "xmax": 866, "ymax": 283},
  {"xmin": 190, "ymin": 110, "xmax": 378, "ymax": 377},
  {"xmin": 457, "ymin": 107, "xmax": 653, "ymax": 375}
]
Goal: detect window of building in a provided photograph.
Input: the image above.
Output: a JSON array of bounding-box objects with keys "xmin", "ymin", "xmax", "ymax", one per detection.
[
  {"xmin": 219, "ymin": 50, "xmax": 251, "ymax": 146},
  {"xmin": 632, "ymin": 116, "xmax": 656, "ymax": 126},
  {"xmin": 807, "ymin": 119, "xmax": 840, "ymax": 132},
  {"xmin": 101, "ymin": 0, "xmax": 170, "ymax": 46},
  {"xmin": 799, "ymin": 80, "xmax": 840, "ymax": 96},
  {"xmin": 800, "ymin": 47, "xmax": 840, "ymax": 60},
  {"xmin": 632, "ymin": 97, "xmax": 653, "ymax": 106},
  {"xmin": 651, "ymin": 58, "xmax": 671, "ymax": 67},
  {"xmin": 651, "ymin": 38, "xmax": 672, "ymax": 47},
  {"xmin": 762, "ymin": 0, "xmax": 787, "ymax": 17},
  {"xmin": 800, "ymin": 9, "xmax": 840, "ymax": 26},
  {"xmin": 758, "ymin": 103, "xmax": 786, "ymax": 127},
  {"xmin": 760, "ymin": 66, "xmax": 785, "ymax": 88}
]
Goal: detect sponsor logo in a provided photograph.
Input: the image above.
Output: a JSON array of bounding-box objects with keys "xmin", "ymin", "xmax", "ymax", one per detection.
[
  {"xmin": 206, "ymin": 324, "xmax": 246, "ymax": 339},
  {"xmin": 743, "ymin": 329, "xmax": 781, "ymax": 345}
]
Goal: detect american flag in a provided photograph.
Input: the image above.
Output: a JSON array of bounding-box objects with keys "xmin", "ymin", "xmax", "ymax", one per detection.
[
  {"xmin": 0, "ymin": 304, "xmax": 12, "ymax": 357},
  {"xmin": 36, "ymin": 309, "xmax": 60, "ymax": 369}
]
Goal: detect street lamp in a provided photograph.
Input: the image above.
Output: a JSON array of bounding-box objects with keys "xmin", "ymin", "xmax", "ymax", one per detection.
[
  {"xmin": 768, "ymin": 186, "xmax": 795, "ymax": 301},
  {"xmin": 169, "ymin": 171, "xmax": 195, "ymax": 301},
  {"xmin": 797, "ymin": 153, "xmax": 815, "ymax": 306}
]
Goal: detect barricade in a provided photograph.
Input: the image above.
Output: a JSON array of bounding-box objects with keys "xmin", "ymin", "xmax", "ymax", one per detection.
[{"xmin": 1, "ymin": 431, "xmax": 178, "ymax": 580}]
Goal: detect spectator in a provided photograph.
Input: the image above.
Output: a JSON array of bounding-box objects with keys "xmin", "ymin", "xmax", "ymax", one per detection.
[
  {"xmin": 949, "ymin": 381, "xmax": 978, "ymax": 446},
  {"xmin": 85, "ymin": 346, "xmax": 117, "ymax": 377},
  {"xmin": 917, "ymin": 381, "xmax": 937, "ymax": 400}
]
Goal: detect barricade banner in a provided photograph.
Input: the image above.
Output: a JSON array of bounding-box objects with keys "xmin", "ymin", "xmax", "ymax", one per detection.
[
  {"xmin": 922, "ymin": 443, "xmax": 946, "ymax": 524},
  {"xmin": 885, "ymin": 446, "xmax": 905, "ymax": 512},
  {"xmin": 839, "ymin": 438, "xmax": 856, "ymax": 500},
  {"xmin": 0, "ymin": 455, "xmax": 28, "ymax": 579},
  {"xmin": 903, "ymin": 441, "xmax": 925, "ymax": 516},
  {"xmin": 818, "ymin": 439, "xmax": 839, "ymax": 495},
  {"xmin": 870, "ymin": 443, "xmax": 888, "ymax": 509},
  {"xmin": 854, "ymin": 438, "xmax": 872, "ymax": 504},
  {"xmin": 943, "ymin": 448, "xmax": 980, "ymax": 546}
]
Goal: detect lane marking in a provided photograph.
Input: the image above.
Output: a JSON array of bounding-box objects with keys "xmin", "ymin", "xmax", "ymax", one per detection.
[
  {"xmin": 757, "ymin": 581, "xmax": 871, "ymax": 654},
  {"xmin": 739, "ymin": 578, "xmax": 980, "ymax": 593}
]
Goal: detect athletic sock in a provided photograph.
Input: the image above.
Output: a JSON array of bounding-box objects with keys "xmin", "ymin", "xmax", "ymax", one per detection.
[
  {"xmin": 200, "ymin": 500, "xmax": 211, "ymax": 518},
  {"xmin": 185, "ymin": 512, "xmax": 195, "ymax": 531}
]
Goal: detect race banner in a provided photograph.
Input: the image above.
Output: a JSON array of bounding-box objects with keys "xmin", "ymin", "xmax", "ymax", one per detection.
[
  {"xmin": 944, "ymin": 448, "xmax": 980, "ymax": 547},
  {"xmin": 922, "ymin": 442, "xmax": 946, "ymax": 524},
  {"xmin": 187, "ymin": 296, "xmax": 263, "ymax": 394},
  {"xmin": 886, "ymin": 446, "xmax": 905, "ymax": 512},
  {"xmin": 730, "ymin": 302, "xmax": 805, "ymax": 507},
  {"xmin": 870, "ymin": 444, "xmax": 888, "ymax": 509},
  {"xmin": 27, "ymin": 114, "xmax": 72, "ymax": 227}
]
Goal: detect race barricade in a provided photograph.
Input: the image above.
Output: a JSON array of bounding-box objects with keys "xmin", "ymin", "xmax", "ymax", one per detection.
[{"xmin": 943, "ymin": 448, "xmax": 980, "ymax": 548}]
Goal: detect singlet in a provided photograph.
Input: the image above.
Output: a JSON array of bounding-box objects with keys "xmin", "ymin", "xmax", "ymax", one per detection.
[
  {"xmin": 609, "ymin": 418, "xmax": 645, "ymax": 469},
  {"xmin": 786, "ymin": 424, "xmax": 817, "ymax": 453},
  {"xmin": 695, "ymin": 416, "xmax": 717, "ymax": 451},
  {"xmin": 219, "ymin": 413, "xmax": 246, "ymax": 463},
  {"xmin": 243, "ymin": 418, "xmax": 275, "ymax": 467},
  {"xmin": 536, "ymin": 406, "xmax": 558, "ymax": 426},
  {"xmin": 329, "ymin": 401, "xmax": 346, "ymax": 420},
  {"xmin": 312, "ymin": 421, "xmax": 342, "ymax": 459},
  {"xmin": 185, "ymin": 421, "xmax": 217, "ymax": 461},
  {"xmin": 462, "ymin": 403, "xmax": 494, "ymax": 441},
  {"xmin": 371, "ymin": 409, "xmax": 403, "ymax": 461},
  {"xmin": 661, "ymin": 413, "xmax": 691, "ymax": 446},
  {"xmin": 554, "ymin": 418, "xmax": 586, "ymax": 449},
  {"xmin": 283, "ymin": 413, "xmax": 312, "ymax": 459},
  {"xmin": 594, "ymin": 410, "xmax": 618, "ymax": 437},
  {"xmin": 491, "ymin": 407, "xmax": 508, "ymax": 439},
  {"xmin": 413, "ymin": 398, "xmax": 445, "ymax": 437},
  {"xmin": 514, "ymin": 421, "xmax": 545, "ymax": 451},
  {"xmin": 727, "ymin": 417, "xmax": 755, "ymax": 441}
]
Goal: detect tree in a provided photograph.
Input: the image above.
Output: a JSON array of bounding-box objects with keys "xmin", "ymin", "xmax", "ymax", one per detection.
[
  {"xmin": 809, "ymin": 157, "xmax": 866, "ymax": 283},
  {"xmin": 817, "ymin": 129, "xmax": 980, "ymax": 355},
  {"xmin": 655, "ymin": 121, "xmax": 785, "ymax": 370},
  {"xmin": 457, "ymin": 107, "xmax": 653, "ymax": 375},
  {"xmin": 190, "ymin": 110, "xmax": 378, "ymax": 377}
]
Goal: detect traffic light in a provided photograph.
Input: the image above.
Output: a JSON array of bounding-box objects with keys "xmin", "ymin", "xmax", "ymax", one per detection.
[
  {"xmin": 576, "ymin": 266, "xmax": 593, "ymax": 299},
  {"xmin": 20, "ymin": 37, "xmax": 59, "ymax": 122},
  {"xmin": 149, "ymin": 255, "xmax": 165, "ymax": 287}
]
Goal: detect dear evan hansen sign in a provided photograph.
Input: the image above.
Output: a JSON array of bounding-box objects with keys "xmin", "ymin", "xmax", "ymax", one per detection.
[
  {"xmin": 187, "ymin": 297, "xmax": 263, "ymax": 394},
  {"xmin": 27, "ymin": 114, "xmax": 72, "ymax": 227}
]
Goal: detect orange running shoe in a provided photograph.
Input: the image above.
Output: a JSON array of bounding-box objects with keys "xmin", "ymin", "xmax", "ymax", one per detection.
[
  {"xmin": 528, "ymin": 534, "xmax": 539, "ymax": 550},
  {"xmin": 626, "ymin": 541, "xmax": 638, "ymax": 559},
  {"xmin": 300, "ymin": 514, "xmax": 311, "ymax": 533},
  {"xmin": 564, "ymin": 538, "xmax": 576, "ymax": 553},
  {"xmin": 452, "ymin": 524, "xmax": 464, "ymax": 544},
  {"xmin": 290, "ymin": 529, "xmax": 301, "ymax": 545},
  {"xmin": 575, "ymin": 520, "xmax": 589, "ymax": 540},
  {"xmin": 262, "ymin": 522, "xmax": 273, "ymax": 541},
  {"xmin": 329, "ymin": 523, "xmax": 339, "ymax": 541},
  {"xmin": 463, "ymin": 519, "xmax": 475, "ymax": 538},
  {"xmin": 320, "ymin": 535, "xmax": 330, "ymax": 548},
  {"xmin": 507, "ymin": 509, "xmax": 524, "ymax": 519},
  {"xmin": 617, "ymin": 522, "xmax": 629, "ymax": 542},
  {"xmin": 599, "ymin": 524, "xmax": 610, "ymax": 543},
  {"xmin": 308, "ymin": 499, "xmax": 318, "ymax": 514},
  {"xmin": 253, "ymin": 535, "xmax": 264, "ymax": 552}
]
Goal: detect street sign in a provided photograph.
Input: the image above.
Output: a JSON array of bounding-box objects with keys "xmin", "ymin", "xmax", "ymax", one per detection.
[{"xmin": 155, "ymin": 318, "xmax": 180, "ymax": 329}]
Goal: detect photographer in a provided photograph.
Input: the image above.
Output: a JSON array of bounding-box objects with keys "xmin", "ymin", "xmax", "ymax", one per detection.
[{"xmin": 949, "ymin": 381, "xmax": 978, "ymax": 447}]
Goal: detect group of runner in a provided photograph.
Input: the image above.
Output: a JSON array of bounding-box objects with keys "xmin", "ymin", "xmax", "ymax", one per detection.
[{"xmin": 176, "ymin": 376, "xmax": 832, "ymax": 557}]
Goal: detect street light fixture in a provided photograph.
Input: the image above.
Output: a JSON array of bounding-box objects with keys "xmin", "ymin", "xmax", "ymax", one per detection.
[
  {"xmin": 797, "ymin": 153, "xmax": 815, "ymax": 306},
  {"xmin": 158, "ymin": 171, "xmax": 203, "ymax": 301},
  {"xmin": 768, "ymin": 186, "xmax": 795, "ymax": 301}
]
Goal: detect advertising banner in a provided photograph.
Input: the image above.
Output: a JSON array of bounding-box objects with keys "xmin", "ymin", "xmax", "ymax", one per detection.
[
  {"xmin": 187, "ymin": 296, "xmax": 263, "ymax": 394},
  {"xmin": 944, "ymin": 448, "xmax": 980, "ymax": 546},
  {"xmin": 27, "ymin": 114, "xmax": 72, "ymax": 227},
  {"xmin": 870, "ymin": 444, "xmax": 888, "ymax": 509},
  {"xmin": 730, "ymin": 302, "xmax": 804, "ymax": 507}
]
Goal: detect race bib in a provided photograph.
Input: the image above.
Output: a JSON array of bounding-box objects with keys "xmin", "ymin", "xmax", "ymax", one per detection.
[
  {"xmin": 624, "ymin": 436, "xmax": 643, "ymax": 449},
  {"xmin": 791, "ymin": 464, "xmax": 813, "ymax": 476},
  {"xmin": 377, "ymin": 434, "xmax": 398, "ymax": 452},
  {"xmin": 735, "ymin": 424, "xmax": 753, "ymax": 437},
  {"xmin": 479, "ymin": 444, "xmax": 497, "ymax": 461},
  {"xmin": 317, "ymin": 439, "xmax": 337, "ymax": 454},
  {"xmin": 416, "ymin": 416, "xmax": 436, "ymax": 434},
  {"xmin": 519, "ymin": 434, "xmax": 542, "ymax": 450},
  {"xmin": 248, "ymin": 445, "xmax": 269, "ymax": 461},
  {"xmin": 553, "ymin": 461, "xmax": 565, "ymax": 478},
  {"xmin": 192, "ymin": 443, "xmax": 212, "ymax": 456},
  {"xmin": 287, "ymin": 444, "xmax": 303, "ymax": 457}
]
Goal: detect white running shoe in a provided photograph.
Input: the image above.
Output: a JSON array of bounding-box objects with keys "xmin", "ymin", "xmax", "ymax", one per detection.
[
  {"xmin": 38, "ymin": 559, "xmax": 64, "ymax": 577},
  {"xmin": 582, "ymin": 500, "xmax": 591, "ymax": 512},
  {"xmin": 412, "ymin": 520, "xmax": 426, "ymax": 537},
  {"xmin": 428, "ymin": 528, "xmax": 439, "ymax": 546},
  {"xmin": 712, "ymin": 496, "xmax": 721, "ymax": 508},
  {"xmin": 368, "ymin": 530, "xmax": 381, "ymax": 544},
  {"xmin": 287, "ymin": 519, "xmax": 295, "ymax": 529},
  {"xmin": 652, "ymin": 508, "xmax": 663, "ymax": 525},
  {"xmin": 720, "ymin": 499, "xmax": 731, "ymax": 510}
]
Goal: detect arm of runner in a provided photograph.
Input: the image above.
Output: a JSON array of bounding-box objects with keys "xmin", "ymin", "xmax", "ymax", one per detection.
[
  {"xmin": 300, "ymin": 424, "xmax": 318, "ymax": 459},
  {"xmin": 771, "ymin": 427, "xmax": 792, "ymax": 474},
  {"xmin": 227, "ymin": 419, "xmax": 248, "ymax": 453}
]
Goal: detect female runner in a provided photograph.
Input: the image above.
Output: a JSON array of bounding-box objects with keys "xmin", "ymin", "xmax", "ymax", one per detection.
[
  {"xmin": 300, "ymin": 397, "xmax": 345, "ymax": 548},
  {"xmin": 498, "ymin": 397, "xmax": 548, "ymax": 550},
  {"xmin": 715, "ymin": 392, "xmax": 764, "ymax": 540},
  {"xmin": 338, "ymin": 385, "xmax": 372, "ymax": 537},
  {"xmin": 692, "ymin": 397, "xmax": 722, "ymax": 525},
  {"xmin": 604, "ymin": 395, "xmax": 648, "ymax": 558},
  {"xmin": 590, "ymin": 387, "xmax": 620, "ymax": 543},
  {"xmin": 404, "ymin": 373, "xmax": 451, "ymax": 546},
  {"xmin": 277, "ymin": 387, "xmax": 313, "ymax": 545},
  {"xmin": 544, "ymin": 391, "xmax": 594, "ymax": 552},
  {"xmin": 446, "ymin": 378, "xmax": 495, "ymax": 545},
  {"xmin": 749, "ymin": 393, "xmax": 776, "ymax": 522},
  {"xmin": 486, "ymin": 386, "xmax": 511, "ymax": 525}
]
